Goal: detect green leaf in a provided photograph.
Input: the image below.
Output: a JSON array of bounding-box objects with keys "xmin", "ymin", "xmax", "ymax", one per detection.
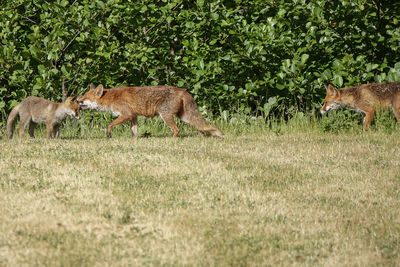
[
  {"xmin": 166, "ymin": 16, "xmax": 173, "ymax": 24},
  {"xmin": 333, "ymin": 75, "xmax": 343, "ymax": 87},
  {"xmin": 33, "ymin": 83, "xmax": 42, "ymax": 90},
  {"xmin": 276, "ymin": 84, "xmax": 285, "ymax": 90},
  {"xmin": 366, "ymin": 63, "xmax": 379, "ymax": 72},
  {"xmin": 38, "ymin": 65, "xmax": 45, "ymax": 73},
  {"xmin": 301, "ymin": 54, "xmax": 309, "ymax": 65},
  {"xmin": 60, "ymin": 0, "xmax": 68, "ymax": 7},
  {"xmin": 61, "ymin": 65, "xmax": 69, "ymax": 76},
  {"xmin": 199, "ymin": 59, "xmax": 204, "ymax": 70},
  {"xmin": 177, "ymin": 80, "xmax": 185, "ymax": 87},
  {"xmin": 43, "ymin": 36, "xmax": 49, "ymax": 46},
  {"xmin": 185, "ymin": 22, "xmax": 195, "ymax": 28},
  {"xmin": 210, "ymin": 13, "xmax": 219, "ymax": 20},
  {"xmin": 209, "ymin": 39, "xmax": 217, "ymax": 45}
]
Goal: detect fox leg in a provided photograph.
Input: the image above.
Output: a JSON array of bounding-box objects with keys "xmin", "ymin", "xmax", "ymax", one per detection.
[
  {"xmin": 46, "ymin": 122, "xmax": 55, "ymax": 138},
  {"xmin": 53, "ymin": 124, "xmax": 61, "ymax": 139},
  {"xmin": 131, "ymin": 117, "xmax": 138, "ymax": 138},
  {"xmin": 28, "ymin": 122, "xmax": 37, "ymax": 138},
  {"xmin": 107, "ymin": 116, "xmax": 131, "ymax": 138},
  {"xmin": 160, "ymin": 113, "xmax": 179, "ymax": 137},
  {"xmin": 362, "ymin": 107, "xmax": 376, "ymax": 131},
  {"xmin": 18, "ymin": 116, "xmax": 30, "ymax": 140},
  {"xmin": 393, "ymin": 108, "xmax": 400, "ymax": 122},
  {"xmin": 392, "ymin": 93, "xmax": 400, "ymax": 122}
]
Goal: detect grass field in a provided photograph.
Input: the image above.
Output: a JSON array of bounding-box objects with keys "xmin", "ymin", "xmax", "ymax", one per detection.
[{"xmin": 0, "ymin": 114, "xmax": 399, "ymax": 266}]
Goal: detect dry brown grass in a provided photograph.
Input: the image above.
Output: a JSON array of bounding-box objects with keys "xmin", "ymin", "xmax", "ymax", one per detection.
[{"xmin": 0, "ymin": 126, "xmax": 399, "ymax": 266}]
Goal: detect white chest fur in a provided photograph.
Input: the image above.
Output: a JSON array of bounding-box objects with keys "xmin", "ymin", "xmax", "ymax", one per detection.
[
  {"xmin": 54, "ymin": 107, "xmax": 73, "ymax": 123},
  {"xmin": 82, "ymin": 100, "xmax": 121, "ymax": 117}
]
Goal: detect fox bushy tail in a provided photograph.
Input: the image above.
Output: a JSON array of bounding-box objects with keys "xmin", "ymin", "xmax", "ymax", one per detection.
[
  {"xmin": 182, "ymin": 95, "xmax": 223, "ymax": 137},
  {"xmin": 7, "ymin": 104, "xmax": 20, "ymax": 139}
]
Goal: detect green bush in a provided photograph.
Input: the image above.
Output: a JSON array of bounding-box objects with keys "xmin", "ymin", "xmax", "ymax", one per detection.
[
  {"xmin": 319, "ymin": 110, "xmax": 363, "ymax": 133},
  {"xmin": 1, "ymin": 0, "xmax": 399, "ymax": 125},
  {"xmin": 373, "ymin": 109, "xmax": 399, "ymax": 134},
  {"xmin": 319, "ymin": 108, "xmax": 400, "ymax": 134}
]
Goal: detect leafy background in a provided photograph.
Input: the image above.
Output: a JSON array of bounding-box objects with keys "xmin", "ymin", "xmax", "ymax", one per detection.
[{"xmin": 1, "ymin": 0, "xmax": 400, "ymax": 125}]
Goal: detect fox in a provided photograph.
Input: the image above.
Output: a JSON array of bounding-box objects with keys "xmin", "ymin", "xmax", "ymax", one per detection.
[
  {"xmin": 77, "ymin": 84, "xmax": 224, "ymax": 138},
  {"xmin": 7, "ymin": 96, "xmax": 81, "ymax": 139},
  {"xmin": 320, "ymin": 82, "xmax": 400, "ymax": 130}
]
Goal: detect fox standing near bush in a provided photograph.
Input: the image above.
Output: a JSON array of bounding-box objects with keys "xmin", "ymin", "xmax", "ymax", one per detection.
[
  {"xmin": 320, "ymin": 82, "xmax": 400, "ymax": 130},
  {"xmin": 78, "ymin": 84, "xmax": 223, "ymax": 138},
  {"xmin": 7, "ymin": 96, "xmax": 81, "ymax": 139}
]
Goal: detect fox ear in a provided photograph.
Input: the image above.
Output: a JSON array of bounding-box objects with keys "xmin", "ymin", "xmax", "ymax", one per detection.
[
  {"xmin": 89, "ymin": 83, "xmax": 96, "ymax": 90},
  {"xmin": 70, "ymin": 95, "xmax": 78, "ymax": 102},
  {"xmin": 326, "ymin": 84, "xmax": 337, "ymax": 96},
  {"xmin": 95, "ymin": 84, "xmax": 104, "ymax": 97}
]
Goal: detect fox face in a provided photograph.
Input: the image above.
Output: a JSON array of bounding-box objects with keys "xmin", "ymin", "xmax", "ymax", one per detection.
[
  {"xmin": 64, "ymin": 96, "xmax": 81, "ymax": 119},
  {"xmin": 78, "ymin": 84, "xmax": 122, "ymax": 116},
  {"xmin": 78, "ymin": 84, "xmax": 104, "ymax": 111},
  {"xmin": 320, "ymin": 84, "xmax": 342, "ymax": 114}
]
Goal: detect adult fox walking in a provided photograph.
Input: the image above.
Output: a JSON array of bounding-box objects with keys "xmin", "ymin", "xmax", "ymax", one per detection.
[
  {"xmin": 7, "ymin": 96, "xmax": 81, "ymax": 139},
  {"xmin": 320, "ymin": 82, "xmax": 400, "ymax": 130},
  {"xmin": 78, "ymin": 84, "xmax": 223, "ymax": 138}
]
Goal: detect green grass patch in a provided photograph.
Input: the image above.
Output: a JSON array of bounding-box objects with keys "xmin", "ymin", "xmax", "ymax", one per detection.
[{"xmin": 0, "ymin": 111, "xmax": 399, "ymax": 265}]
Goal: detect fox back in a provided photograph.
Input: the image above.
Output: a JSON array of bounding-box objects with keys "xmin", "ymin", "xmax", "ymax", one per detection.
[
  {"xmin": 25, "ymin": 97, "xmax": 80, "ymax": 123},
  {"xmin": 78, "ymin": 84, "xmax": 223, "ymax": 138},
  {"xmin": 78, "ymin": 85, "xmax": 186, "ymax": 117}
]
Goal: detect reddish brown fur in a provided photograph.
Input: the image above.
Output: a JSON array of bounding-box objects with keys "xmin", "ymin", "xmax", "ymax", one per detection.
[
  {"xmin": 7, "ymin": 96, "xmax": 81, "ymax": 139},
  {"xmin": 320, "ymin": 82, "xmax": 400, "ymax": 130},
  {"xmin": 78, "ymin": 84, "xmax": 223, "ymax": 138}
]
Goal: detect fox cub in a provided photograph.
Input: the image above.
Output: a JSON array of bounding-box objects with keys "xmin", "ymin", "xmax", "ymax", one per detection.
[
  {"xmin": 7, "ymin": 96, "xmax": 80, "ymax": 139},
  {"xmin": 320, "ymin": 82, "xmax": 400, "ymax": 130}
]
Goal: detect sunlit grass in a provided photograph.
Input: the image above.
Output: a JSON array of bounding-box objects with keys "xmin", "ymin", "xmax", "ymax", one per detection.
[{"xmin": 0, "ymin": 113, "xmax": 399, "ymax": 266}]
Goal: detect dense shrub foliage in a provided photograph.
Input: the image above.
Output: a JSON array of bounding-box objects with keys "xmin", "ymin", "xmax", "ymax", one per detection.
[{"xmin": 1, "ymin": 0, "xmax": 400, "ymax": 123}]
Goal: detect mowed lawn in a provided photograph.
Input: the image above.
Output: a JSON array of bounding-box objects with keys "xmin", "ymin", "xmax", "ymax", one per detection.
[{"xmin": 0, "ymin": 125, "xmax": 399, "ymax": 266}]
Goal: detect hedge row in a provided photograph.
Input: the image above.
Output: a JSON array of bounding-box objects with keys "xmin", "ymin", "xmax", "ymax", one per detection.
[{"xmin": 1, "ymin": 0, "xmax": 399, "ymax": 122}]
